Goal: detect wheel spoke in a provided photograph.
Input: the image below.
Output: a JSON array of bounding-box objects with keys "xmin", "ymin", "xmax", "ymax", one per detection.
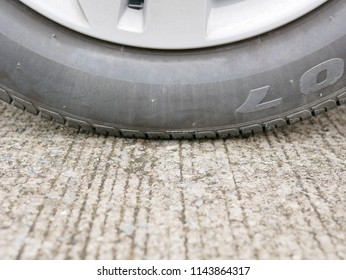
[
  {"xmin": 77, "ymin": 0, "xmax": 127, "ymax": 29},
  {"xmin": 20, "ymin": 0, "xmax": 89, "ymax": 28},
  {"xmin": 143, "ymin": 0, "xmax": 211, "ymax": 47}
]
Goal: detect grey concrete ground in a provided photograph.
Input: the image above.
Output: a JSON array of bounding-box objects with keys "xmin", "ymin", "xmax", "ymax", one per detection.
[{"xmin": 0, "ymin": 101, "xmax": 345, "ymax": 260}]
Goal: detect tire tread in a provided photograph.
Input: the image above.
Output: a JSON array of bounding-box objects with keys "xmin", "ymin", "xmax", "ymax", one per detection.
[{"xmin": 1, "ymin": 85, "xmax": 345, "ymax": 140}]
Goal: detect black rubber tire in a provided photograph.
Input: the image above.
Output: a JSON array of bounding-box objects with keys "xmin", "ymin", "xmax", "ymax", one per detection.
[{"xmin": 1, "ymin": 0, "xmax": 346, "ymax": 139}]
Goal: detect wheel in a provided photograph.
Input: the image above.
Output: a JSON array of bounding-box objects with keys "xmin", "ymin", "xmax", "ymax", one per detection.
[{"xmin": 0, "ymin": 0, "xmax": 345, "ymax": 139}]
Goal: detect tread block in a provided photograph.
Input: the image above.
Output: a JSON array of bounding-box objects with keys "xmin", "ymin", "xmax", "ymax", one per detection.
[
  {"xmin": 66, "ymin": 117, "xmax": 93, "ymax": 132},
  {"xmin": 287, "ymin": 110, "xmax": 312, "ymax": 124},
  {"xmin": 94, "ymin": 124, "xmax": 120, "ymax": 136},
  {"xmin": 170, "ymin": 132, "xmax": 194, "ymax": 140},
  {"xmin": 147, "ymin": 132, "xmax": 171, "ymax": 140},
  {"xmin": 40, "ymin": 111, "xmax": 53, "ymax": 121},
  {"xmin": 313, "ymin": 109, "xmax": 325, "ymax": 116},
  {"xmin": 312, "ymin": 100, "xmax": 337, "ymax": 115},
  {"xmin": 121, "ymin": 129, "xmax": 146, "ymax": 138},
  {"xmin": 0, "ymin": 88, "xmax": 11, "ymax": 104},
  {"xmin": 240, "ymin": 124, "xmax": 263, "ymax": 137},
  {"xmin": 196, "ymin": 131, "xmax": 217, "ymax": 139},
  {"xmin": 337, "ymin": 92, "xmax": 346, "ymax": 105},
  {"xmin": 12, "ymin": 96, "xmax": 38, "ymax": 115},
  {"xmin": 217, "ymin": 129, "xmax": 239, "ymax": 139},
  {"xmin": 12, "ymin": 100, "xmax": 25, "ymax": 110},
  {"xmin": 39, "ymin": 108, "xmax": 65, "ymax": 124},
  {"xmin": 264, "ymin": 118, "xmax": 287, "ymax": 131}
]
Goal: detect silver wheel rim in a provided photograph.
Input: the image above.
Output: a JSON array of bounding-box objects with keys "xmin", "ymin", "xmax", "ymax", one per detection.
[{"xmin": 20, "ymin": 0, "xmax": 328, "ymax": 50}]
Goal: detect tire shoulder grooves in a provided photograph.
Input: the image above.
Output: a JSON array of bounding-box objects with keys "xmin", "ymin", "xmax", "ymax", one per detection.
[{"xmin": 1, "ymin": 85, "xmax": 345, "ymax": 140}]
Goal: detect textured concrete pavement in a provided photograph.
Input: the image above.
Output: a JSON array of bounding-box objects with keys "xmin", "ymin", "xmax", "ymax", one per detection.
[{"xmin": 0, "ymin": 101, "xmax": 345, "ymax": 260}]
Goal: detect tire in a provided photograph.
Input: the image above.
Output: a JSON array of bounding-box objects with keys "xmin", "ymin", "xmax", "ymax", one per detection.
[{"xmin": 0, "ymin": 0, "xmax": 346, "ymax": 139}]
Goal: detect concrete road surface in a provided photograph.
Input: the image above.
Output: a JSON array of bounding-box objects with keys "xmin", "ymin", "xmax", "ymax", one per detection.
[{"xmin": 0, "ymin": 102, "xmax": 345, "ymax": 260}]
